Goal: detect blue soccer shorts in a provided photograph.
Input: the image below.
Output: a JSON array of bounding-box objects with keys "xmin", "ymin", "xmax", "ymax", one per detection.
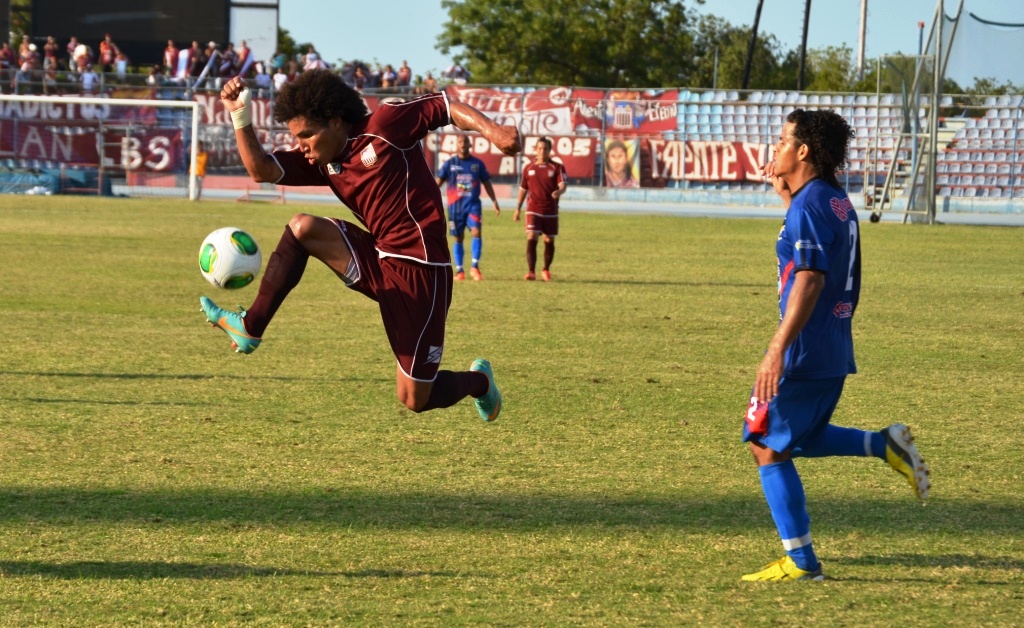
[
  {"xmin": 448, "ymin": 201, "xmax": 482, "ymax": 237},
  {"xmin": 742, "ymin": 376, "xmax": 846, "ymax": 453}
]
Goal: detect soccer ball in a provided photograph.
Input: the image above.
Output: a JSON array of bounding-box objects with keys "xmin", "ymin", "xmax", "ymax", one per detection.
[{"xmin": 198, "ymin": 227, "xmax": 262, "ymax": 289}]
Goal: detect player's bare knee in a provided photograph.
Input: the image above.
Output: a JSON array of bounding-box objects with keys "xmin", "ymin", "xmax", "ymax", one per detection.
[{"xmin": 287, "ymin": 213, "xmax": 316, "ymax": 241}]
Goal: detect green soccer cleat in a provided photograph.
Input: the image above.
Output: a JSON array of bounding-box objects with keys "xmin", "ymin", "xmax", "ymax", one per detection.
[
  {"xmin": 741, "ymin": 556, "xmax": 824, "ymax": 582},
  {"xmin": 199, "ymin": 296, "xmax": 262, "ymax": 354},
  {"xmin": 470, "ymin": 358, "xmax": 502, "ymax": 422},
  {"xmin": 883, "ymin": 423, "xmax": 930, "ymax": 500}
]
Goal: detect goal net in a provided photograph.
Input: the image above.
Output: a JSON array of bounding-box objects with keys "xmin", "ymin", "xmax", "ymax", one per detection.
[{"xmin": 0, "ymin": 93, "xmax": 201, "ymax": 199}]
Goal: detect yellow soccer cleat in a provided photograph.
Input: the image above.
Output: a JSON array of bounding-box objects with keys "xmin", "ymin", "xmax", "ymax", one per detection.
[
  {"xmin": 883, "ymin": 423, "xmax": 931, "ymax": 500},
  {"xmin": 741, "ymin": 556, "xmax": 824, "ymax": 582}
]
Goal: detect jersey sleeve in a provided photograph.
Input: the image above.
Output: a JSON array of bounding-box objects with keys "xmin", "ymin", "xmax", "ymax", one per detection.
[
  {"xmin": 478, "ymin": 159, "xmax": 491, "ymax": 182},
  {"xmin": 376, "ymin": 92, "xmax": 451, "ymax": 145},
  {"xmin": 788, "ymin": 205, "xmax": 834, "ymax": 273},
  {"xmin": 437, "ymin": 159, "xmax": 450, "ymax": 182},
  {"xmin": 271, "ymin": 148, "xmax": 328, "ymax": 186}
]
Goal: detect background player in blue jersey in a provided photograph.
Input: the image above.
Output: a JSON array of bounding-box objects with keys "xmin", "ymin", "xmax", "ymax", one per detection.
[
  {"xmin": 435, "ymin": 136, "xmax": 500, "ymax": 281},
  {"xmin": 741, "ymin": 109, "xmax": 931, "ymax": 582}
]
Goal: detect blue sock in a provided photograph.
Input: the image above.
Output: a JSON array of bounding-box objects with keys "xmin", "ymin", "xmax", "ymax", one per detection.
[
  {"xmin": 453, "ymin": 241, "xmax": 464, "ymax": 271},
  {"xmin": 471, "ymin": 237, "xmax": 482, "ymax": 267},
  {"xmin": 760, "ymin": 460, "xmax": 819, "ymax": 571},
  {"xmin": 793, "ymin": 425, "xmax": 886, "ymax": 459}
]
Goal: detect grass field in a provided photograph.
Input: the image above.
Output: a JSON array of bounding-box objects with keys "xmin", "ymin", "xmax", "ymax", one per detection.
[{"xmin": 1, "ymin": 195, "xmax": 1023, "ymax": 625}]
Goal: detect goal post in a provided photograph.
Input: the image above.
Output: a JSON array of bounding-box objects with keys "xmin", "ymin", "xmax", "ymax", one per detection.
[{"xmin": 0, "ymin": 93, "xmax": 203, "ymax": 200}]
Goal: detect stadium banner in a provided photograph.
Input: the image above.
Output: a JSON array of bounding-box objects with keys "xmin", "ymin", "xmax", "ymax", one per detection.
[
  {"xmin": 426, "ymin": 132, "xmax": 597, "ymax": 179},
  {"xmin": 647, "ymin": 139, "xmax": 770, "ymax": 182},
  {"xmin": 0, "ymin": 119, "xmax": 181, "ymax": 171},
  {"xmin": 193, "ymin": 92, "xmax": 275, "ymax": 128},
  {"xmin": 0, "ymin": 98, "xmax": 156, "ymax": 124},
  {"xmin": 605, "ymin": 90, "xmax": 679, "ymax": 134},
  {"xmin": 446, "ymin": 86, "xmax": 613, "ymax": 136}
]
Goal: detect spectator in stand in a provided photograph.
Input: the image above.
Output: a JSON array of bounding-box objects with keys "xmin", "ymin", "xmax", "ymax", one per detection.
[
  {"xmin": 176, "ymin": 42, "xmax": 198, "ymax": 83},
  {"xmin": 73, "ymin": 42, "xmax": 92, "ymax": 73},
  {"xmin": 272, "ymin": 65, "xmax": 288, "ymax": 92},
  {"xmin": 236, "ymin": 40, "xmax": 252, "ymax": 77},
  {"xmin": 0, "ymin": 42, "xmax": 16, "ymax": 88},
  {"xmin": 43, "ymin": 63, "xmax": 58, "ymax": 94},
  {"xmin": 397, "ymin": 60, "xmax": 412, "ymax": 89},
  {"xmin": 18, "ymin": 36, "xmax": 31, "ymax": 65},
  {"xmin": 381, "ymin": 64, "xmax": 398, "ymax": 89},
  {"xmin": 303, "ymin": 48, "xmax": 328, "ymax": 71},
  {"xmin": 352, "ymin": 65, "xmax": 367, "ymax": 91},
  {"xmin": 219, "ymin": 42, "xmax": 238, "ymax": 79},
  {"xmin": 163, "ymin": 40, "xmax": 179, "ymax": 76},
  {"xmin": 98, "ymin": 34, "xmax": 116, "ymax": 73},
  {"xmin": 254, "ymin": 61, "xmax": 272, "ymax": 97},
  {"xmin": 43, "ymin": 36, "xmax": 59, "ymax": 71},
  {"xmin": 147, "ymin": 64, "xmax": 164, "ymax": 86},
  {"xmin": 113, "ymin": 49, "xmax": 128, "ymax": 82},
  {"xmin": 423, "ymin": 71, "xmax": 438, "ymax": 93},
  {"xmin": 269, "ymin": 49, "xmax": 287, "ymax": 74},
  {"xmin": 65, "ymin": 36, "xmax": 79, "ymax": 70},
  {"xmin": 114, "ymin": 49, "xmax": 129, "ymax": 82},
  {"xmin": 285, "ymin": 54, "xmax": 300, "ymax": 80},
  {"xmin": 17, "ymin": 43, "xmax": 39, "ymax": 91},
  {"xmin": 191, "ymin": 42, "xmax": 210, "ymax": 79},
  {"xmin": 444, "ymin": 63, "xmax": 470, "ymax": 85},
  {"xmin": 80, "ymin": 63, "xmax": 99, "ymax": 94}
]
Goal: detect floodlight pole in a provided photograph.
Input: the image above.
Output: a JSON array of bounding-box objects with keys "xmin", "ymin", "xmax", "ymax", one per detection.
[
  {"xmin": 926, "ymin": 0, "xmax": 944, "ymax": 223},
  {"xmin": 797, "ymin": 0, "xmax": 812, "ymax": 90}
]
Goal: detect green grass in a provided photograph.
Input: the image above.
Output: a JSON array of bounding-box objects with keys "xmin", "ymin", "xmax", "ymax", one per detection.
[{"xmin": 1, "ymin": 195, "xmax": 1023, "ymax": 625}]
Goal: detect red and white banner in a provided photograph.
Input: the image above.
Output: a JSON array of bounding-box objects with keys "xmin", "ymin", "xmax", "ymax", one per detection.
[
  {"xmin": 605, "ymin": 90, "xmax": 680, "ymax": 134},
  {"xmin": 426, "ymin": 133, "xmax": 597, "ymax": 179},
  {"xmin": 0, "ymin": 120, "xmax": 181, "ymax": 171},
  {"xmin": 648, "ymin": 139, "xmax": 770, "ymax": 182},
  {"xmin": 446, "ymin": 86, "xmax": 607, "ymax": 137}
]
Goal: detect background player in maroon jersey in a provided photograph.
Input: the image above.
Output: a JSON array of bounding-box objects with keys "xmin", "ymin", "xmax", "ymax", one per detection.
[
  {"xmin": 513, "ymin": 137, "xmax": 567, "ymax": 281},
  {"xmin": 201, "ymin": 71, "xmax": 520, "ymax": 422}
]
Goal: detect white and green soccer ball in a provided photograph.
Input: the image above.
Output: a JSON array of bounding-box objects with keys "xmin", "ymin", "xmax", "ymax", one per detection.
[{"xmin": 198, "ymin": 227, "xmax": 262, "ymax": 289}]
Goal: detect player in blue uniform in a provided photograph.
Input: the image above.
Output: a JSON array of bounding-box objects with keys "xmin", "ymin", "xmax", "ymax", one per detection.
[
  {"xmin": 435, "ymin": 135, "xmax": 500, "ymax": 281},
  {"xmin": 741, "ymin": 109, "xmax": 931, "ymax": 582}
]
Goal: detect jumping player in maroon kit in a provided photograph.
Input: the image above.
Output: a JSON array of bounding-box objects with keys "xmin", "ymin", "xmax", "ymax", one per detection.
[
  {"xmin": 200, "ymin": 71, "xmax": 520, "ymax": 421},
  {"xmin": 513, "ymin": 137, "xmax": 567, "ymax": 281}
]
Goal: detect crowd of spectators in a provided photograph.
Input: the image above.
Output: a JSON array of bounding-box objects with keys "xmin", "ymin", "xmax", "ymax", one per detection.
[{"xmin": 0, "ymin": 32, "xmax": 448, "ymax": 98}]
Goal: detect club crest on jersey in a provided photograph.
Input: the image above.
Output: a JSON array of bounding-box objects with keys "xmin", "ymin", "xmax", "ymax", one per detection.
[
  {"xmin": 830, "ymin": 196, "xmax": 854, "ymax": 221},
  {"xmin": 833, "ymin": 301, "xmax": 854, "ymax": 318},
  {"xmin": 360, "ymin": 145, "xmax": 378, "ymax": 168},
  {"xmin": 326, "ymin": 162, "xmax": 341, "ymax": 175}
]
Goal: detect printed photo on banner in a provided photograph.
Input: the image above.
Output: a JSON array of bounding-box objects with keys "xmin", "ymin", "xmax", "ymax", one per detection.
[{"xmin": 603, "ymin": 138, "xmax": 640, "ymax": 188}]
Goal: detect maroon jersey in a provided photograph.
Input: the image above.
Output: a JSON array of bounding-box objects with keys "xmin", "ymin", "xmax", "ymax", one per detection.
[
  {"xmin": 272, "ymin": 92, "xmax": 453, "ymax": 265},
  {"xmin": 519, "ymin": 160, "xmax": 566, "ymax": 216}
]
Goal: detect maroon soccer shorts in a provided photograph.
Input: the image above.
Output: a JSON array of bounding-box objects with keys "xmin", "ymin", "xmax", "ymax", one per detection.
[
  {"xmin": 333, "ymin": 219, "xmax": 453, "ymax": 382},
  {"xmin": 525, "ymin": 212, "xmax": 559, "ymax": 236}
]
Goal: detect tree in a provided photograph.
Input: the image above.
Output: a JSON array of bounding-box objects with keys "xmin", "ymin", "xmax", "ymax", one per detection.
[
  {"xmin": 805, "ymin": 45, "xmax": 857, "ymax": 92},
  {"xmin": 437, "ymin": 0, "xmax": 701, "ymax": 88}
]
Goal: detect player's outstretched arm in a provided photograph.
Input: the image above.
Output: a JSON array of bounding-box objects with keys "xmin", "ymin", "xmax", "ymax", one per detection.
[
  {"xmin": 449, "ymin": 101, "xmax": 521, "ymax": 156},
  {"xmin": 221, "ymin": 77, "xmax": 283, "ymax": 183}
]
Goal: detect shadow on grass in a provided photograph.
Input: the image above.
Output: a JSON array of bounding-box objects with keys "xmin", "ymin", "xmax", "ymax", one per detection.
[
  {"xmin": 832, "ymin": 553, "xmax": 1024, "ymax": 570},
  {"xmin": 0, "ymin": 370, "xmax": 379, "ymax": 383},
  {"xmin": 0, "ymin": 487, "xmax": 1021, "ymax": 536},
  {"xmin": 0, "ymin": 560, "xmax": 461, "ymax": 580}
]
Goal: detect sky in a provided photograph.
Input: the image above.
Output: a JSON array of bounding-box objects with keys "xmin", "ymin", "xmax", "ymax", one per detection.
[{"xmin": 278, "ymin": 0, "xmax": 1024, "ymax": 84}]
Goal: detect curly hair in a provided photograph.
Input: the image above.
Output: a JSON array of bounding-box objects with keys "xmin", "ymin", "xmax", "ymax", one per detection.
[
  {"xmin": 273, "ymin": 69, "xmax": 368, "ymax": 127},
  {"xmin": 786, "ymin": 108, "xmax": 854, "ymax": 187}
]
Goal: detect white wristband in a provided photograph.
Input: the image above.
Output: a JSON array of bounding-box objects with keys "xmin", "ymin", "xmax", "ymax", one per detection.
[{"xmin": 230, "ymin": 87, "xmax": 252, "ymax": 129}]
